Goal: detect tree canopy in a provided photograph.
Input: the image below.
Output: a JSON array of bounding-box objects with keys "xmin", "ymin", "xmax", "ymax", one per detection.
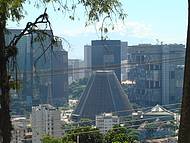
[
  {"xmin": 69, "ymin": 78, "xmax": 88, "ymax": 99},
  {"xmin": 0, "ymin": 0, "xmax": 126, "ymax": 28},
  {"xmin": 104, "ymin": 125, "xmax": 139, "ymax": 143},
  {"xmin": 42, "ymin": 126, "xmax": 103, "ymax": 143},
  {"xmin": 42, "ymin": 125, "xmax": 139, "ymax": 143}
]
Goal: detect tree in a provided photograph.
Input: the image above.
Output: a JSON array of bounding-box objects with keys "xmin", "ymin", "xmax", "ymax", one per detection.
[
  {"xmin": 62, "ymin": 126, "xmax": 103, "ymax": 143},
  {"xmin": 0, "ymin": 10, "xmax": 55, "ymax": 143},
  {"xmin": 0, "ymin": 1, "xmax": 126, "ymax": 143},
  {"xmin": 69, "ymin": 78, "xmax": 88, "ymax": 99},
  {"xmin": 104, "ymin": 125, "xmax": 139, "ymax": 143},
  {"xmin": 42, "ymin": 136, "xmax": 63, "ymax": 143},
  {"xmin": 178, "ymin": 1, "xmax": 190, "ymax": 142}
]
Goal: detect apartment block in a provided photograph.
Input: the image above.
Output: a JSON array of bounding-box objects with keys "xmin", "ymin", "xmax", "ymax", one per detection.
[
  {"xmin": 32, "ymin": 104, "xmax": 63, "ymax": 143},
  {"xmin": 96, "ymin": 113, "xmax": 119, "ymax": 134}
]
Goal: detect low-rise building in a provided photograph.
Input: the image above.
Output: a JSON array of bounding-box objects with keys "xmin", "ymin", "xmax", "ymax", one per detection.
[
  {"xmin": 68, "ymin": 99, "xmax": 79, "ymax": 107},
  {"xmin": 143, "ymin": 104, "xmax": 175, "ymax": 122},
  {"xmin": 11, "ymin": 117, "xmax": 32, "ymax": 143},
  {"xmin": 61, "ymin": 109, "xmax": 74, "ymax": 123},
  {"xmin": 96, "ymin": 113, "xmax": 119, "ymax": 134}
]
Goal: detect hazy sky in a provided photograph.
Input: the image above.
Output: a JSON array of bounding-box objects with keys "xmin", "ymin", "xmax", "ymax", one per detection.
[{"xmin": 7, "ymin": 0, "xmax": 188, "ymax": 59}]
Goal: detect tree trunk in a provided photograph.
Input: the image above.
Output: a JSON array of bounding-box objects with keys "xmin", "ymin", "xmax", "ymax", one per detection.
[
  {"xmin": 0, "ymin": 15, "xmax": 12, "ymax": 143},
  {"xmin": 178, "ymin": 0, "xmax": 190, "ymax": 142}
]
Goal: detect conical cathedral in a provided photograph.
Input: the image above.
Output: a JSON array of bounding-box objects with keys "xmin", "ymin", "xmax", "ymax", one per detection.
[{"xmin": 72, "ymin": 70, "xmax": 132, "ymax": 120}]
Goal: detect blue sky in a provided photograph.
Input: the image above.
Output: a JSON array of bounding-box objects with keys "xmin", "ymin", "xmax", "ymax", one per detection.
[{"xmin": 7, "ymin": 0, "xmax": 188, "ymax": 59}]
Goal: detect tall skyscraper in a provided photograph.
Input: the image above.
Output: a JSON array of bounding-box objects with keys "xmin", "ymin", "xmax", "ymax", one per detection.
[
  {"xmin": 121, "ymin": 41, "xmax": 128, "ymax": 81},
  {"xmin": 125, "ymin": 44, "xmax": 185, "ymax": 106},
  {"xmin": 91, "ymin": 40, "xmax": 121, "ymax": 82},
  {"xmin": 121, "ymin": 41, "xmax": 128, "ymax": 60},
  {"xmin": 31, "ymin": 36, "xmax": 68, "ymax": 107},
  {"xmin": 84, "ymin": 45, "xmax": 92, "ymax": 78},
  {"xmin": 51, "ymin": 48, "xmax": 68, "ymax": 106},
  {"xmin": 6, "ymin": 29, "xmax": 68, "ymax": 110}
]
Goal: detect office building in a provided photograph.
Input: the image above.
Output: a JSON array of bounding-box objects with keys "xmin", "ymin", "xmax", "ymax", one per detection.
[
  {"xmin": 91, "ymin": 40, "xmax": 121, "ymax": 82},
  {"xmin": 125, "ymin": 44, "xmax": 185, "ymax": 106},
  {"xmin": 96, "ymin": 113, "xmax": 119, "ymax": 134},
  {"xmin": 51, "ymin": 48, "xmax": 68, "ymax": 106},
  {"xmin": 121, "ymin": 41, "xmax": 128, "ymax": 60},
  {"xmin": 6, "ymin": 29, "xmax": 68, "ymax": 109},
  {"xmin": 32, "ymin": 104, "xmax": 62, "ymax": 143},
  {"xmin": 84, "ymin": 45, "xmax": 92, "ymax": 78},
  {"xmin": 85, "ymin": 41, "xmax": 127, "ymax": 81},
  {"xmin": 68, "ymin": 59, "xmax": 85, "ymax": 84},
  {"xmin": 121, "ymin": 42, "xmax": 128, "ymax": 81}
]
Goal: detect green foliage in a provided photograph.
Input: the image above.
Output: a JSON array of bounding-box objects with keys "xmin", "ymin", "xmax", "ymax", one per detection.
[
  {"xmin": 80, "ymin": 118, "xmax": 93, "ymax": 126},
  {"xmin": 144, "ymin": 122, "xmax": 158, "ymax": 130},
  {"xmin": 42, "ymin": 136, "xmax": 64, "ymax": 143},
  {"xmin": 42, "ymin": 126, "xmax": 103, "ymax": 143},
  {"xmin": 144, "ymin": 120, "xmax": 178, "ymax": 132},
  {"xmin": 63, "ymin": 126, "xmax": 103, "ymax": 143},
  {"xmin": 0, "ymin": 0, "xmax": 25, "ymax": 21},
  {"xmin": 104, "ymin": 125, "xmax": 139, "ymax": 143},
  {"xmin": 0, "ymin": 0, "xmax": 126, "ymax": 28},
  {"xmin": 80, "ymin": 0, "xmax": 126, "ymax": 23},
  {"xmin": 125, "ymin": 128, "xmax": 139, "ymax": 143},
  {"xmin": 69, "ymin": 78, "xmax": 88, "ymax": 99},
  {"xmin": 9, "ymin": 80, "xmax": 21, "ymax": 90},
  {"xmin": 42, "ymin": 125, "xmax": 140, "ymax": 143}
]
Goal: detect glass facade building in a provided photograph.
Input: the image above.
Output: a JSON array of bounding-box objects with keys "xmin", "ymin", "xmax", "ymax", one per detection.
[{"xmin": 91, "ymin": 40, "xmax": 121, "ymax": 82}]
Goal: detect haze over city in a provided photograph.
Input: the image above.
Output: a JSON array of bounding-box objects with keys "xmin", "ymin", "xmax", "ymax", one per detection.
[{"xmin": 7, "ymin": 0, "xmax": 187, "ymax": 59}]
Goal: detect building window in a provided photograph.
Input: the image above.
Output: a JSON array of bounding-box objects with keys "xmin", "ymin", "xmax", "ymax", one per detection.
[
  {"xmin": 150, "ymin": 65, "xmax": 154, "ymax": 70},
  {"xmin": 170, "ymin": 71, "xmax": 175, "ymax": 79},
  {"xmin": 154, "ymin": 64, "xmax": 160, "ymax": 70},
  {"xmin": 150, "ymin": 81, "xmax": 154, "ymax": 88},
  {"xmin": 155, "ymin": 81, "xmax": 160, "ymax": 88}
]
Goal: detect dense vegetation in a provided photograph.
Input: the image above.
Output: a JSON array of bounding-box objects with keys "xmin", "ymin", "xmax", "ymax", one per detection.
[
  {"xmin": 42, "ymin": 125, "xmax": 139, "ymax": 143},
  {"xmin": 68, "ymin": 78, "xmax": 88, "ymax": 99}
]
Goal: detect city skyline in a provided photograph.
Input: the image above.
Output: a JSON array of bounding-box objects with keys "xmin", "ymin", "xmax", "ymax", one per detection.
[
  {"xmin": 7, "ymin": 0, "xmax": 187, "ymax": 59},
  {"xmin": 0, "ymin": 0, "xmax": 188, "ymax": 142}
]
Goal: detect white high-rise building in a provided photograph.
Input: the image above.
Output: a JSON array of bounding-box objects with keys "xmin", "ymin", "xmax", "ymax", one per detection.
[
  {"xmin": 96, "ymin": 113, "xmax": 119, "ymax": 134},
  {"xmin": 32, "ymin": 104, "xmax": 63, "ymax": 143}
]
